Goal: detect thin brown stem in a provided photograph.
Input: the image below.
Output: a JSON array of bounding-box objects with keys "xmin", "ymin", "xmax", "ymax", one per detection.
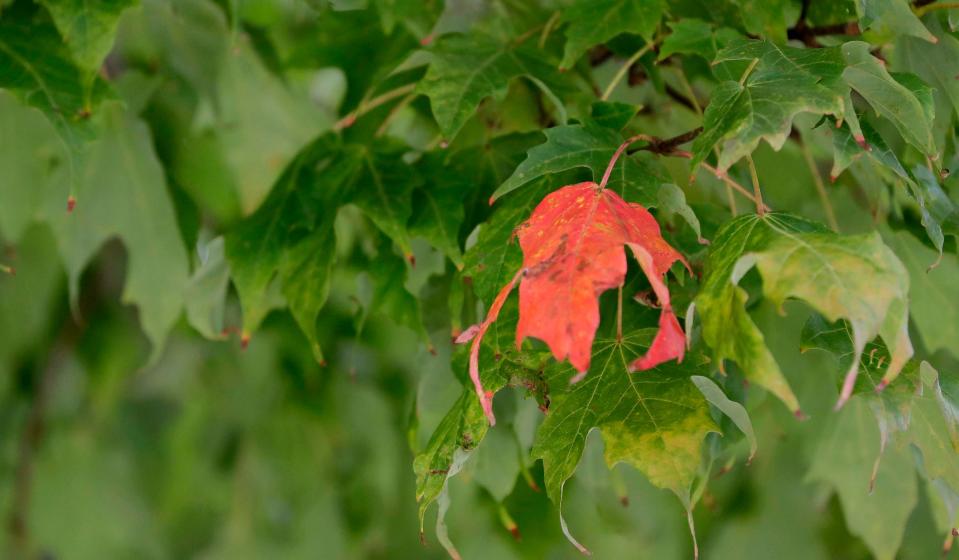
[
  {"xmin": 602, "ymin": 38, "xmax": 660, "ymax": 101},
  {"xmin": 674, "ymin": 67, "xmax": 703, "ymax": 117},
  {"xmin": 539, "ymin": 11, "xmax": 561, "ymax": 48},
  {"xmin": 374, "ymin": 92, "xmax": 417, "ymax": 137},
  {"xmin": 697, "ymin": 160, "xmax": 771, "ymax": 213},
  {"xmin": 600, "ymin": 134, "xmax": 657, "ymax": 189},
  {"xmin": 798, "ymin": 136, "xmax": 839, "ymax": 231},
  {"xmin": 746, "ymin": 155, "xmax": 766, "ymax": 216},
  {"xmin": 333, "ymin": 83, "xmax": 417, "ymax": 131},
  {"xmin": 915, "ymin": 1, "xmax": 959, "ymax": 16}
]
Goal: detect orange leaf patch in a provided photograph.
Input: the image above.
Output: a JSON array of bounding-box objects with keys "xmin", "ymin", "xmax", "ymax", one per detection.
[{"xmin": 468, "ymin": 181, "xmax": 687, "ymax": 425}]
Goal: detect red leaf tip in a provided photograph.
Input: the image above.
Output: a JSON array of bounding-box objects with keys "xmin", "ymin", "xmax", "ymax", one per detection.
[
  {"xmin": 794, "ymin": 409, "xmax": 808, "ymax": 421},
  {"xmin": 419, "ymin": 35, "xmax": 434, "ymax": 47},
  {"xmin": 240, "ymin": 331, "xmax": 251, "ymax": 350},
  {"xmin": 875, "ymin": 378, "xmax": 889, "ymax": 393},
  {"xmin": 67, "ymin": 195, "xmax": 76, "ymax": 213}
]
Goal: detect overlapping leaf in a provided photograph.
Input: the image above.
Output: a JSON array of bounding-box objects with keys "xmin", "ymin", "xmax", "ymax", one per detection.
[
  {"xmin": 0, "ymin": 2, "xmax": 103, "ymax": 186},
  {"xmin": 692, "ymin": 39, "xmax": 938, "ymax": 171},
  {"xmin": 491, "ymin": 120, "xmax": 665, "ymax": 205},
  {"xmin": 802, "ymin": 314, "xmax": 959, "ymax": 551},
  {"xmin": 39, "ymin": 0, "xmax": 137, "ymax": 78},
  {"xmin": 47, "ymin": 102, "xmax": 189, "ymax": 362},
  {"xmin": 691, "ymin": 41, "xmax": 845, "ymax": 171},
  {"xmin": 225, "ymin": 133, "xmax": 423, "ymax": 362},
  {"xmin": 893, "ymin": 16, "xmax": 959, "ymax": 140},
  {"xmin": 417, "ymin": 31, "xmax": 575, "ymax": 140},
  {"xmin": 695, "ymin": 213, "xmax": 912, "ymax": 413},
  {"xmin": 531, "ymin": 330, "xmax": 718, "ymax": 553},
  {"xmin": 856, "ymin": 0, "xmax": 936, "ymax": 43},
  {"xmin": 558, "ymin": 0, "xmax": 664, "ymax": 70},
  {"xmin": 468, "ymin": 182, "xmax": 687, "ymax": 423}
]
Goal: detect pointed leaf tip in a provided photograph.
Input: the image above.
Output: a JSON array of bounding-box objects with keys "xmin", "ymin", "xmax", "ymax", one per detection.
[
  {"xmin": 240, "ymin": 331, "xmax": 250, "ymax": 350},
  {"xmin": 66, "ymin": 195, "xmax": 76, "ymax": 213}
]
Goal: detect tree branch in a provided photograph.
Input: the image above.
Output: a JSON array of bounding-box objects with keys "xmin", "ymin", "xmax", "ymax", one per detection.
[{"xmin": 626, "ymin": 127, "xmax": 704, "ymax": 155}]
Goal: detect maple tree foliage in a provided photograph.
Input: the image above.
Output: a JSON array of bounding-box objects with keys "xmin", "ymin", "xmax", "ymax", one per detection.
[{"xmin": 4, "ymin": 0, "xmax": 959, "ymax": 559}]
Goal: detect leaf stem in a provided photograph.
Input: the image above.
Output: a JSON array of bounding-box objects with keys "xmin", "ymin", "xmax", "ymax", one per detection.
[
  {"xmin": 616, "ymin": 285, "xmax": 624, "ymax": 342},
  {"xmin": 374, "ymin": 92, "xmax": 417, "ymax": 137},
  {"xmin": 745, "ymin": 155, "xmax": 765, "ymax": 216},
  {"xmin": 601, "ymin": 37, "xmax": 660, "ymax": 101},
  {"xmin": 599, "ymin": 134, "xmax": 656, "ymax": 190},
  {"xmin": 697, "ymin": 160, "xmax": 771, "ymax": 212},
  {"xmin": 915, "ymin": 1, "xmax": 959, "ymax": 16},
  {"xmin": 798, "ymin": 136, "xmax": 839, "ymax": 231},
  {"xmin": 333, "ymin": 83, "xmax": 417, "ymax": 131},
  {"xmin": 539, "ymin": 11, "xmax": 561, "ymax": 48},
  {"xmin": 738, "ymin": 58, "xmax": 760, "ymax": 86}
]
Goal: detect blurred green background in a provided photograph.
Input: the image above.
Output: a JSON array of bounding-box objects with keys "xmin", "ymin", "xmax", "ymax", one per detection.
[{"xmin": 1, "ymin": 0, "xmax": 959, "ymax": 558}]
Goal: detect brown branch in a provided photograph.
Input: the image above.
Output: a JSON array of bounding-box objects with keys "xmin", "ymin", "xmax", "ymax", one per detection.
[
  {"xmin": 7, "ymin": 335, "xmax": 72, "ymax": 557},
  {"xmin": 627, "ymin": 126, "xmax": 704, "ymax": 155},
  {"xmin": 787, "ymin": 21, "xmax": 861, "ymax": 46}
]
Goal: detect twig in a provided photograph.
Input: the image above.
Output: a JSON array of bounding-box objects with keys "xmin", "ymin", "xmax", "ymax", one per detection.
[
  {"xmin": 673, "ymin": 68, "xmax": 703, "ymax": 116},
  {"xmin": 602, "ymin": 38, "xmax": 660, "ymax": 101},
  {"xmin": 915, "ymin": 1, "xmax": 959, "ymax": 16},
  {"xmin": 746, "ymin": 155, "xmax": 766, "ymax": 216},
  {"xmin": 333, "ymin": 83, "xmax": 417, "ymax": 131},
  {"xmin": 627, "ymin": 127, "xmax": 704, "ymax": 156},
  {"xmin": 798, "ymin": 135, "xmax": 839, "ymax": 231},
  {"xmin": 374, "ymin": 92, "xmax": 417, "ymax": 137},
  {"xmin": 697, "ymin": 159, "xmax": 772, "ymax": 213},
  {"xmin": 600, "ymin": 134, "xmax": 657, "ymax": 188},
  {"xmin": 8, "ymin": 335, "xmax": 73, "ymax": 556},
  {"xmin": 539, "ymin": 11, "xmax": 561, "ymax": 48}
]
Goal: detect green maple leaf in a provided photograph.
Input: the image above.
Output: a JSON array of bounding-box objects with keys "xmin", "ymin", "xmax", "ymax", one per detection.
[
  {"xmin": 692, "ymin": 39, "xmax": 937, "ymax": 172},
  {"xmin": 893, "ymin": 16, "xmax": 959, "ymax": 147},
  {"xmin": 226, "ymin": 133, "xmax": 423, "ymax": 362},
  {"xmin": 830, "ymin": 120, "xmax": 908, "ymax": 182},
  {"xmin": 691, "ymin": 41, "xmax": 846, "ymax": 172},
  {"xmin": 884, "ymin": 230, "xmax": 959, "ymax": 357},
  {"xmin": 410, "ymin": 134, "xmax": 539, "ymax": 271},
  {"xmin": 490, "ymin": 121, "xmax": 665, "ymax": 205},
  {"xmin": 225, "ymin": 135, "xmax": 341, "ymax": 362},
  {"xmin": 0, "ymin": 2, "xmax": 104, "ymax": 189},
  {"xmin": 414, "ymin": 302, "xmax": 546, "ymax": 558},
  {"xmin": 658, "ymin": 18, "xmax": 743, "ymax": 65},
  {"xmin": 558, "ymin": 0, "xmax": 664, "ymax": 70},
  {"xmin": 841, "ymin": 42, "xmax": 936, "ymax": 156},
  {"xmin": 38, "ymin": 0, "xmax": 137, "ymax": 78},
  {"xmin": 47, "ymin": 102, "xmax": 190, "ymax": 362},
  {"xmin": 530, "ymin": 329, "xmax": 718, "ymax": 553},
  {"xmin": 417, "ymin": 31, "xmax": 574, "ymax": 140},
  {"xmin": 856, "ymin": 0, "xmax": 937, "ymax": 43},
  {"xmin": 806, "ymin": 396, "xmax": 919, "ymax": 560},
  {"xmin": 801, "ymin": 314, "xmax": 920, "ymax": 430},
  {"xmin": 695, "ymin": 213, "xmax": 912, "ymax": 414}
]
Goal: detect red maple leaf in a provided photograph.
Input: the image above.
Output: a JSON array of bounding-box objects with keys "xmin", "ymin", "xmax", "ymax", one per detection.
[{"xmin": 463, "ymin": 139, "xmax": 688, "ymax": 425}]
